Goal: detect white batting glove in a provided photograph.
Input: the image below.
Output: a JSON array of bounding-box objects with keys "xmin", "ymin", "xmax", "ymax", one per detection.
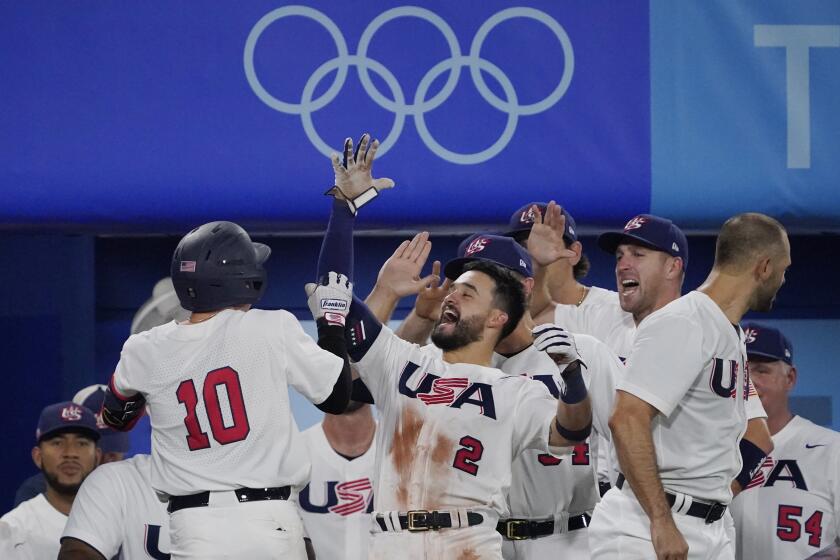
[
  {"xmin": 305, "ymin": 271, "xmax": 353, "ymax": 327},
  {"xmin": 327, "ymin": 133, "xmax": 395, "ymax": 215},
  {"xmin": 532, "ymin": 324, "xmax": 584, "ymax": 368}
]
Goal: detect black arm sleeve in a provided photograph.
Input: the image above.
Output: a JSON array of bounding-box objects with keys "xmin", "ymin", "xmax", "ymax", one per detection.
[
  {"xmin": 314, "ymin": 320, "xmax": 353, "ymax": 414},
  {"xmin": 351, "ymin": 378, "xmax": 375, "ymax": 404}
]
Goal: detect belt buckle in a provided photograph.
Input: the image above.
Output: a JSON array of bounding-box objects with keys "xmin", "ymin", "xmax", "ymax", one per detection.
[
  {"xmin": 505, "ymin": 519, "xmax": 529, "ymax": 540},
  {"xmin": 705, "ymin": 502, "xmax": 726, "ymax": 524},
  {"xmin": 407, "ymin": 510, "xmax": 430, "ymax": 532}
]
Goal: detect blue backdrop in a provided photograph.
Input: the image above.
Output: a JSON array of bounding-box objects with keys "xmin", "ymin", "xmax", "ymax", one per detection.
[{"xmin": 2, "ymin": 2, "xmax": 837, "ymax": 232}]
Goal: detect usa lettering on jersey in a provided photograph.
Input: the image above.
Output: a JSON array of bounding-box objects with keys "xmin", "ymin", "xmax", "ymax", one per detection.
[
  {"xmin": 300, "ymin": 478, "xmax": 374, "ymax": 516},
  {"xmin": 398, "ymin": 362, "xmax": 497, "ymax": 419}
]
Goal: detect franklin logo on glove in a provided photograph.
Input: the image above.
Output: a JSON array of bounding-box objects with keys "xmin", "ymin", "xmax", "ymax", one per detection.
[{"xmin": 321, "ymin": 299, "xmax": 349, "ymax": 312}]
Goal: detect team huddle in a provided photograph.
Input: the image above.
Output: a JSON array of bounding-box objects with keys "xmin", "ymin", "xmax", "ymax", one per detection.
[{"xmin": 2, "ymin": 133, "xmax": 838, "ymax": 559}]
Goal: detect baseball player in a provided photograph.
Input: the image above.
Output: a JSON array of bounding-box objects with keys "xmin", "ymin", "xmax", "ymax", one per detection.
[
  {"xmin": 589, "ymin": 213, "xmax": 791, "ymax": 559},
  {"xmin": 59, "ymin": 452, "xmax": 171, "ymax": 559},
  {"xmin": 297, "ymin": 403, "xmax": 376, "ymax": 560},
  {"xmin": 314, "ymin": 134, "xmax": 593, "ymax": 559},
  {"xmin": 444, "ymin": 230, "xmax": 623, "ymax": 559},
  {"xmin": 14, "ymin": 383, "xmax": 131, "ymax": 506},
  {"xmin": 101, "ymin": 221, "xmax": 355, "ymax": 559},
  {"xmin": 729, "ymin": 323, "xmax": 840, "ymax": 559},
  {"xmin": 1, "ymin": 402, "xmax": 101, "ymax": 559}
]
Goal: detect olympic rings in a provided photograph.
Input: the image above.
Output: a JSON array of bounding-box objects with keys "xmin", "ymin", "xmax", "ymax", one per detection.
[{"xmin": 243, "ymin": 5, "xmax": 574, "ymax": 164}]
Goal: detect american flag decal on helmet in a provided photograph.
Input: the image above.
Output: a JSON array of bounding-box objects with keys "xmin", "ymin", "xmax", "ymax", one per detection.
[{"xmin": 180, "ymin": 261, "xmax": 196, "ymax": 272}]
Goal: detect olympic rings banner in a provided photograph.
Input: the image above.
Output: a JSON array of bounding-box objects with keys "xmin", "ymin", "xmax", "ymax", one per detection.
[{"xmin": 1, "ymin": 1, "xmax": 838, "ymax": 232}]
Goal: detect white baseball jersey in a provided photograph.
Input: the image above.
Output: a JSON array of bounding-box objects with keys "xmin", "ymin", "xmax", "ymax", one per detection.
[
  {"xmin": 297, "ymin": 422, "xmax": 375, "ymax": 560},
  {"xmin": 730, "ymin": 415, "xmax": 840, "ymax": 559},
  {"xmin": 62, "ymin": 454, "xmax": 170, "ymax": 559},
  {"xmin": 356, "ymin": 327, "xmax": 562, "ymax": 514},
  {"xmin": 0, "ymin": 493, "xmax": 66, "ymax": 559},
  {"xmin": 494, "ymin": 334, "xmax": 623, "ymax": 520},
  {"xmin": 111, "ymin": 308, "xmax": 343, "ymax": 496},
  {"xmin": 0, "ymin": 520, "xmax": 35, "ymax": 560},
  {"xmin": 619, "ymin": 290, "xmax": 750, "ymax": 504},
  {"xmin": 553, "ymin": 288, "xmax": 636, "ymax": 359}
]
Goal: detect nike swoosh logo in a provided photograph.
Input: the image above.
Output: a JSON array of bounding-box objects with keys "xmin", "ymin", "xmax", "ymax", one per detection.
[{"xmin": 805, "ymin": 444, "xmax": 825, "ymax": 449}]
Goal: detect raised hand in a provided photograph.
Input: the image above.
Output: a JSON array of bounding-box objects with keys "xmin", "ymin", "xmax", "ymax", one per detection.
[
  {"xmin": 305, "ymin": 271, "xmax": 353, "ymax": 327},
  {"xmin": 327, "ymin": 133, "xmax": 395, "ymax": 214},
  {"xmin": 532, "ymin": 323, "xmax": 583, "ymax": 367},
  {"xmin": 527, "ymin": 201, "xmax": 577, "ymax": 267},
  {"xmin": 375, "ymin": 232, "xmax": 438, "ymax": 299},
  {"xmin": 415, "ymin": 260, "xmax": 451, "ymax": 322}
]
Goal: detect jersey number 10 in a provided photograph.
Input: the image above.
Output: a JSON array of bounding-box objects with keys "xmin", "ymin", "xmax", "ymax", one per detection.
[{"xmin": 176, "ymin": 366, "xmax": 251, "ymax": 451}]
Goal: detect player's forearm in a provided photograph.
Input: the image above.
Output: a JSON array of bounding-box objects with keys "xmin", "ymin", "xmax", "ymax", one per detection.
[
  {"xmin": 550, "ymin": 361, "xmax": 592, "ymax": 446},
  {"xmin": 315, "ymin": 321, "xmax": 352, "ymax": 414},
  {"xmin": 529, "ymin": 262, "xmax": 554, "ymax": 321},
  {"xmin": 316, "ymin": 198, "xmax": 356, "ymax": 281},
  {"xmin": 101, "ymin": 377, "xmax": 146, "ymax": 432},
  {"xmin": 395, "ymin": 308, "xmax": 435, "ymax": 345},
  {"xmin": 732, "ymin": 418, "xmax": 773, "ymax": 496},
  {"xmin": 58, "ymin": 538, "xmax": 106, "ymax": 560},
  {"xmin": 364, "ymin": 284, "xmax": 400, "ymax": 324},
  {"xmin": 610, "ymin": 408, "xmax": 674, "ymax": 524}
]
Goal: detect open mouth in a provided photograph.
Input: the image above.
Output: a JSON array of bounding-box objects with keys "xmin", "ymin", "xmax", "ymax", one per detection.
[
  {"xmin": 620, "ymin": 279, "xmax": 640, "ymax": 296},
  {"xmin": 440, "ymin": 305, "xmax": 460, "ymax": 325}
]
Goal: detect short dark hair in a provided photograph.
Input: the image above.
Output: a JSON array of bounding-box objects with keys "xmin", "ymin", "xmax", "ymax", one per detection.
[
  {"xmin": 463, "ymin": 260, "xmax": 527, "ymax": 341},
  {"xmin": 573, "ymin": 252, "xmax": 590, "ymax": 279},
  {"xmin": 715, "ymin": 213, "xmax": 787, "ymax": 271}
]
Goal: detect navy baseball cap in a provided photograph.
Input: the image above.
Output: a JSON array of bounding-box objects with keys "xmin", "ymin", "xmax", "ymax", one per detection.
[
  {"xmin": 503, "ymin": 202, "xmax": 578, "ymax": 244},
  {"xmin": 444, "ymin": 234, "xmax": 533, "ymax": 280},
  {"xmin": 743, "ymin": 323, "xmax": 793, "ymax": 365},
  {"xmin": 36, "ymin": 401, "xmax": 101, "ymax": 443},
  {"xmin": 598, "ymin": 214, "xmax": 689, "ymax": 267},
  {"xmin": 74, "ymin": 384, "xmax": 131, "ymax": 454}
]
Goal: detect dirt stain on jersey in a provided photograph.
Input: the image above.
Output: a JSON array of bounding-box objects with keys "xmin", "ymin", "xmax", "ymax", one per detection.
[
  {"xmin": 390, "ymin": 405, "xmax": 423, "ymax": 508},
  {"xmin": 425, "ymin": 431, "xmax": 454, "ymax": 509},
  {"xmin": 457, "ymin": 549, "xmax": 480, "ymax": 560}
]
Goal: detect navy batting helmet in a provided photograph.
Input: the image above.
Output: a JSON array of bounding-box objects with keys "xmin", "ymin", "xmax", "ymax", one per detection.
[{"xmin": 171, "ymin": 221, "xmax": 270, "ymax": 312}]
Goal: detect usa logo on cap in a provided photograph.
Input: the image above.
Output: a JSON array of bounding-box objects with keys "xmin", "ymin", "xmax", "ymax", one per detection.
[
  {"xmin": 744, "ymin": 327, "xmax": 758, "ymax": 344},
  {"xmin": 61, "ymin": 405, "xmax": 84, "ymax": 422},
  {"xmin": 518, "ymin": 208, "xmax": 538, "ymax": 225},
  {"xmin": 624, "ymin": 216, "xmax": 647, "ymax": 231},
  {"xmin": 465, "ymin": 237, "xmax": 489, "ymax": 256}
]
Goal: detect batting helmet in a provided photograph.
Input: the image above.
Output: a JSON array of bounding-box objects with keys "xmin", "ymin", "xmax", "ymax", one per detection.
[{"xmin": 171, "ymin": 221, "xmax": 270, "ymax": 312}]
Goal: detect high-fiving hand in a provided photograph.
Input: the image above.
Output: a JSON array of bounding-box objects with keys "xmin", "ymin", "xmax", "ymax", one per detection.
[{"xmin": 327, "ymin": 133, "xmax": 395, "ymax": 215}]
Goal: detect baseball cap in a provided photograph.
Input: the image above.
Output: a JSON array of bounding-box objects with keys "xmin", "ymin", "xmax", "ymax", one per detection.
[
  {"xmin": 597, "ymin": 214, "xmax": 689, "ymax": 267},
  {"xmin": 503, "ymin": 202, "xmax": 578, "ymax": 244},
  {"xmin": 444, "ymin": 234, "xmax": 533, "ymax": 280},
  {"xmin": 36, "ymin": 401, "xmax": 101, "ymax": 443},
  {"xmin": 742, "ymin": 323, "xmax": 793, "ymax": 365},
  {"xmin": 73, "ymin": 384, "xmax": 131, "ymax": 454}
]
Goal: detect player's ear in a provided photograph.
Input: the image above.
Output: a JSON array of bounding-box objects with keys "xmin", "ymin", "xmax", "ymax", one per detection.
[
  {"xmin": 754, "ymin": 255, "xmax": 773, "ymax": 282},
  {"xmin": 521, "ymin": 277, "xmax": 535, "ymax": 298},
  {"xmin": 569, "ymin": 241, "xmax": 583, "ymax": 266},
  {"xmin": 785, "ymin": 365, "xmax": 797, "ymax": 391},
  {"xmin": 32, "ymin": 446, "xmax": 42, "ymax": 470},
  {"xmin": 487, "ymin": 308, "xmax": 509, "ymax": 333},
  {"xmin": 665, "ymin": 256, "xmax": 684, "ymax": 281}
]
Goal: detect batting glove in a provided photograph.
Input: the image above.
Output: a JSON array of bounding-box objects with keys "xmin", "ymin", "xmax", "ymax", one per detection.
[
  {"xmin": 305, "ymin": 271, "xmax": 353, "ymax": 327},
  {"xmin": 532, "ymin": 324, "xmax": 585, "ymax": 369},
  {"xmin": 326, "ymin": 133, "xmax": 395, "ymax": 215}
]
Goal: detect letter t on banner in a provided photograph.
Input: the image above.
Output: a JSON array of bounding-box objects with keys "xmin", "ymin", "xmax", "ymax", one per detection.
[{"xmin": 754, "ymin": 25, "xmax": 840, "ymax": 169}]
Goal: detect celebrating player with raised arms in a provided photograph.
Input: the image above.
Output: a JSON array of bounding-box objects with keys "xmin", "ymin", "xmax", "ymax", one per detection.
[{"xmin": 311, "ymin": 133, "xmax": 593, "ymax": 559}]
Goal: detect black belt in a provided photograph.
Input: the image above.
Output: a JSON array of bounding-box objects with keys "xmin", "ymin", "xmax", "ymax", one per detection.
[
  {"xmin": 375, "ymin": 510, "xmax": 484, "ymax": 532},
  {"xmin": 615, "ymin": 474, "xmax": 726, "ymax": 524},
  {"xmin": 167, "ymin": 486, "xmax": 291, "ymax": 514},
  {"xmin": 598, "ymin": 481, "xmax": 612, "ymax": 497},
  {"xmin": 497, "ymin": 513, "xmax": 591, "ymax": 540}
]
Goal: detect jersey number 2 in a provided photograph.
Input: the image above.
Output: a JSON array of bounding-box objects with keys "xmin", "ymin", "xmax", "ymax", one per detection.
[
  {"xmin": 176, "ymin": 367, "xmax": 251, "ymax": 451},
  {"xmin": 453, "ymin": 436, "xmax": 484, "ymax": 476}
]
